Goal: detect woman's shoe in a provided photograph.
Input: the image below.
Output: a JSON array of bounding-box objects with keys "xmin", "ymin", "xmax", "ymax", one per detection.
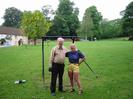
[
  {"xmin": 69, "ymin": 88, "xmax": 75, "ymax": 92},
  {"xmin": 78, "ymin": 90, "xmax": 83, "ymax": 95}
]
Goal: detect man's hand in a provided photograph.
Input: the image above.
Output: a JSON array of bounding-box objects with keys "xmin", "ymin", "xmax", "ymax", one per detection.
[{"xmin": 48, "ymin": 67, "xmax": 52, "ymax": 72}]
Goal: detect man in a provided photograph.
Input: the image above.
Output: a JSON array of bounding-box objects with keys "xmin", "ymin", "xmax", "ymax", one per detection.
[{"xmin": 49, "ymin": 37, "xmax": 67, "ymax": 96}]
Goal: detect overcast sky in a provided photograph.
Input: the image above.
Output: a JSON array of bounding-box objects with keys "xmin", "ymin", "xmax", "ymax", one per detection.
[{"xmin": 0, "ymin": 0, "xmax": 132, "ymax": 25}]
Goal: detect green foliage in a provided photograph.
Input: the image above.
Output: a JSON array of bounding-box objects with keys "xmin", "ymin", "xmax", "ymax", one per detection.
[
  {"xmin": 88, "ymin": 6, "xmax": 102, "ymax": 39},
  {"xmin": 47, "ymin": 15, "xmax": 70, "ymax": 36},
  {"xmin": 0, "ymin": 38, "xmax": 6, "ymax": 45},
  {"xmin": 100, "ymin": 19, "xmax": 122, "ymax": 39},
  {"xmin": 79, "ymin": 6, "xmax": 102, "ymax": 39},
  {"xmin": 122, "ymin": 1, "xmax": 133, "ymax": 39},
  {"xmin": 21, "ymin": 10, "xmax": 51, "ymax": 41},
  {"xmin": 79, "ymin": 8, "xmax": 94, "ymax": 39},
  {"xmin": 2, "ymin": 7, "xmax": 22, "ymax": 28},
  {"xmin": 41, "ymin": 5, "xmax": 55, "ymax": 21},
  {"xmin": 47, "ymin": 0, "xmax": 79, "ymax": 36}
]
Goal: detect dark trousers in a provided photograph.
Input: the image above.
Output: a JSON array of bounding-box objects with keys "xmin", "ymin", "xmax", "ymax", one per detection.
[{"xmin": 50, "ymin": 62, "xmax": 65, "ymax": 93}]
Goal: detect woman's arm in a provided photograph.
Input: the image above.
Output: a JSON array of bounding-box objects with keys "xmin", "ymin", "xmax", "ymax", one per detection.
[
  {"xmin": 79, "ymin": 57, "xmax": 85, "ymax": 65},
  {"xmin": 78, "ymin": 50, "xmax": 85, "ymax": 65}
]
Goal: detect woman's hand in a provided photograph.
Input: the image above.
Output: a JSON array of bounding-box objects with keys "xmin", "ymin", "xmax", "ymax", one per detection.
[{"xmin": 79, "ymin": 57, "xmax": 85, "ymax": 65}]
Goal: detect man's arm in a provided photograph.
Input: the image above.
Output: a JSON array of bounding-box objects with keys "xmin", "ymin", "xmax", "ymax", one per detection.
[{"xmin": 49, "ymin": 48, "xmax": 55, "ymax": 67}]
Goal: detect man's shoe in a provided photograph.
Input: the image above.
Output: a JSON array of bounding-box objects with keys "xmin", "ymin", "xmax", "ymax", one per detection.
[
  {"xmin": 59, "ymin": 90, "xmax": 66, "ymax": 92},
  {"xmin": 51, "ymin": 92, "xmax": 56, "ymax": 96}
]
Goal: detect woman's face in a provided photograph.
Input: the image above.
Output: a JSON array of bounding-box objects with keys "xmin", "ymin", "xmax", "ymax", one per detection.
[{"xmin": 70, "ymin": 45, "xmax": 76, "ymax": 52}]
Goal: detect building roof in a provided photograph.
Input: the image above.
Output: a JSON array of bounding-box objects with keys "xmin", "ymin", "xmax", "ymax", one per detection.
[{"xmin": 0, "ymin": 26, "xmax": 25, "ymax": 36}]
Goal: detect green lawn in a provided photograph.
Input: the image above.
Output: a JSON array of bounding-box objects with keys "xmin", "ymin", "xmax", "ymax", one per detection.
[{"xmin": 0, "ymin": 40, "xmax": 133, "ymax": 99}]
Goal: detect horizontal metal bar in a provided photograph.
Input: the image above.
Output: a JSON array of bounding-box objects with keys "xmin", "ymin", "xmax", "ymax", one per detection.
[{"xmin": 42, "ymin": 36, "xmax": 80, "ymax": 39}]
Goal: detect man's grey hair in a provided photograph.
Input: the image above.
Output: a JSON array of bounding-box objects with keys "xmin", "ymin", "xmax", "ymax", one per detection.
[{"xmin": 57, "ymin": 37, "xmax": 64, "ymax": 42}]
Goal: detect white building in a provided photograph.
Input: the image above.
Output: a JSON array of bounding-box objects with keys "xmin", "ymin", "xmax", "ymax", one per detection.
[{"xmin": 0, "ymin": 27, "xmax": 28, "ymax": 47}]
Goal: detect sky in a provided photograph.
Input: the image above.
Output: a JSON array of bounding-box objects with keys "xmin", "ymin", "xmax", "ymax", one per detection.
[{"xmin": 0, "ymin": 0, "xmax": 132, "ymax": 25}]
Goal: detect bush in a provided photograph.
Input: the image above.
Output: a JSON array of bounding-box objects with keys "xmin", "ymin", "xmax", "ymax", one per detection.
[
  {"xmin": 128, "ymin": 35, "xmax": 133, "ymax": 41},
  {"xmin": 0, "ymin": 38, "xmax": 6, "ymax": 45}
]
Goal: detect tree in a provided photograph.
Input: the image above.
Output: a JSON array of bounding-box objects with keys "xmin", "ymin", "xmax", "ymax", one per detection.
[
  {"xmin": 122, "ymin": 1, "xmax": 133, "ymax": 40},
  {"xmin": 47, "ymin": 0, "xmax": 79, "ymax": 36},
  {"xmin": 89, "ymin": 6, "xmax": 102, "ymax": 39},
  {"xmin": 2, "ymin": 7, "xmax": 22, "ymax": 28},
  {"xmin": 21, "ymin": 10, "xmax": 51, "ymax": 45},
  {"xmin": 100, "ymin": 19, "xmax": 122, "ymax": 39},
  {"xmin": 79, "ymin": 6, "xmax": 102, "ymax": 40},
  {"xmin": 47, "ymin": 15, "xmax": 69, "ymax": 36},
  {"xmin": 42, "ymin": 5, "xmax": 55, "ymax": 21},
  {"xmin": 69, "ymin": 8, "xmax": 80, "ymax": 36},
  {"xmin": 79, "ymin": 8, "xmax": 94, "ymax": 40}
]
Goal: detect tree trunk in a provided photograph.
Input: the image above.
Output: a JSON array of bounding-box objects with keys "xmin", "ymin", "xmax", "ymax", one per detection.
[
  {"xmin": 28, "ymin": 38, "xmax": 30, "ymax": 45},
  {"xmin": 34, "ymin": 39, "xmax": 37, "ymax": 45}
]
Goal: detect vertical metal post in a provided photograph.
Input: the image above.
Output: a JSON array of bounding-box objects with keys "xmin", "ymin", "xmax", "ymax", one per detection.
[
  {"xmin": 42, "ymin": 38, "xmax": 45, "ymax": 83},
  {"xmin": 72, "ymin": 37, "xmax": 75, "ymax": 43}
]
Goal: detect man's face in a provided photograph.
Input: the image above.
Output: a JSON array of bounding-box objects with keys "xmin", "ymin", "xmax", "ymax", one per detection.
[{"xmin": 58, "ymin": 41, "xmax": 63, "ymax": 46}]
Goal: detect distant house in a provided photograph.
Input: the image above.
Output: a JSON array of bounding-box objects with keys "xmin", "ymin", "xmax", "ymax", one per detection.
[{"xmin": 0, "ymin": 26, "xmax": 28, "ymax": 46}]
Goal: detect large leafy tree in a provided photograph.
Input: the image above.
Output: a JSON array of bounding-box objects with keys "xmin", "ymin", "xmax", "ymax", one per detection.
[
  {"xmin": 100, "ymin": 19, "xmax": 122, "ymax": 39},
  {"xmin": 2, "ymin": 7, "xmax": 22, "ymax": 28},
  {"xmin": 47, "ymin": 0, "xmax": 79, "ymax": 36},
  {"xmin": 79, "ymin": 6, "xmax": 102, "ymax": 40},
  {"xmin": 122, "ymin": 1, "xmax": 133, "ymax": 40},
  {"xmin": 79, "ymin": 8, "xmax": 94, "ymax": 40},
  {"xmin": 21, "ymin": 10, "xmax": 51, "ymax": 45},
  {"xmin": 89, "ymin": 6, "xmax": 102, "ymax": 39},
  {"xmin": 41, "ymin": 5, "xmax": 55, "ymax": 21}
]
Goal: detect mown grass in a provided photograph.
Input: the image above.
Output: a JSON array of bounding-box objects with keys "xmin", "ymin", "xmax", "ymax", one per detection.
[{"xmin": 0, "ymin": 40, "xmax": 133, "ymax": 99}]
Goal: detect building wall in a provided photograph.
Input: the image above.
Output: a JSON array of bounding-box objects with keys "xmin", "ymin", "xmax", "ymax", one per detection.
[
  {"xmin": 0, "ymin": 34, "xmax": 6, "ymax": 39},
  {"xmin": 0, "ymin": 34, "xmax": 28, "ymax": 46},
  {"xmin": 11, "ymin": 35, "xmax": 28, "ymax": 45}
]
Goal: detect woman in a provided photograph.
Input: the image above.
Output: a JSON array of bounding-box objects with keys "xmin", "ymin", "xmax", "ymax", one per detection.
[{"xmin": 66, "ymin": 44, "xmax": 85, "ymax": 95}]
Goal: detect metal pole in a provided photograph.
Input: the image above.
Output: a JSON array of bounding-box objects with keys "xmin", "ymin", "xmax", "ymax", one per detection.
[
  {"xmin": 42, "ymin": 38, "xmax": 45, "ymax": 83},
  {"xmin": 84, "ymin": 60, "xmax": 98, "ymax": 78},
  {"xmin": 84, "ymin": 60, "xmax": 95, "ymax": 74},
  {"xmin": 72, "ymin": 37, "xmax": 75, "ymax": 43},
  {"xmin": 77, "ymin": 50, "xmax": 98, "ymax": 78}
]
